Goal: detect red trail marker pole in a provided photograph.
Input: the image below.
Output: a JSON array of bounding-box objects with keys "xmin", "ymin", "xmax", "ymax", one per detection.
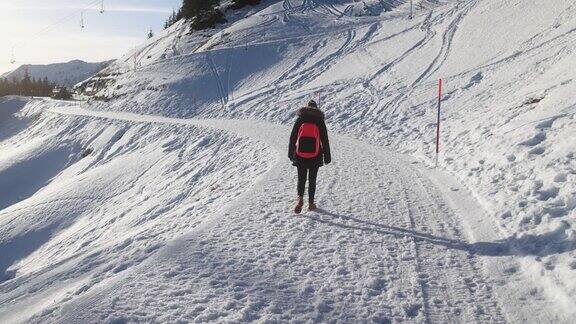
[{"xmin": 435, "ymin": 78, "xmax": 442, "ymax": 167}]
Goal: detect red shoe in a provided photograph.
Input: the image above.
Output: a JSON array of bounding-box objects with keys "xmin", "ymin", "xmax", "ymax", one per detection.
[
  {"xmin": 294, "ymin": 197, "xmax": 303, "ymax": 214},
  {"xmin": 308, "ymin": 202, "xmax": 317, "ymax": 211}
]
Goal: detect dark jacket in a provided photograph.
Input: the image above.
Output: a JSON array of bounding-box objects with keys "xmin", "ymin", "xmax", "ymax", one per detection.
[{"xmin": 288, "ymin": 107, "xmax": 331, "ymax": 167}]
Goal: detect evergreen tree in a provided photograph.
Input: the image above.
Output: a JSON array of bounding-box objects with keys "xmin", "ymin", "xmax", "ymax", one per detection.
[
  {"xmin": 164, "ymin": 0, "xmax": 229, "ymax": 30},
  {"xmin": 180, "ymin": 0, "xmax": 226, "ymax": 30},
  {"xmin": 21, "ymin": 68, "xmax": 32, "ymax": 96},
  {"xmin": 231, "ymin": 0, "xmax": 261, "ymax": 9},
  {"xmin": 180, "ymin": 0, "xmax": 217, "ymax": 19},
  {"xmin": 0, "ymin": 74, "xmax": 57, "ymax": 98},
  {"xmin": 171, "ymin": 9, "xmax": 179, "ymax": 25},
  {"xmin": 147, "ymin": 28, "xmax": 154, "ymax": 39},
  {"xmin": 42, "ymin": 77, "xmax": 51, "ymax": 94},
  {"xmin": 164, "ymin": 9, "xmax": 178, "ymax": 29}
]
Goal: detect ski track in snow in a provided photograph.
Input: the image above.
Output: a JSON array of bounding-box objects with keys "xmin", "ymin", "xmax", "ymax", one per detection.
[
  {"xmin": 20, "ymin": 105, "xmax": 541, "ymax": 323},
  {"xmin": 207, "ymin": 52, "xmax": 229, "ymax": 108}
]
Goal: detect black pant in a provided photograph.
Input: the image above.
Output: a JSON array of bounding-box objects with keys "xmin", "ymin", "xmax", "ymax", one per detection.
[{"xmin": 297, "ymin": 165, "xmax": 319, "ymax": 201}]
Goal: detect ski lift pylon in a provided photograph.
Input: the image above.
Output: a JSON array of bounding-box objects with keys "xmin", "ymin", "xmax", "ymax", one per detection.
[{"xmin": 80, "ymin": 12, "xmax": 85, "ymax": 29}]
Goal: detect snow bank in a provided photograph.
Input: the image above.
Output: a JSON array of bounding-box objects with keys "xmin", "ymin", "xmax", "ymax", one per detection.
[{"xmin": 0, "ymin": 98, "xmax": 275, "ymax": 323}]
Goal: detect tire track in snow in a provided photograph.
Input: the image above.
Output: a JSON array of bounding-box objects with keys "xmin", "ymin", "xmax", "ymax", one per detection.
[
  {"xmin": 397, "ymin": 165, "xmax": 507, "ymax": 322},
  {"xmin": 396, "ymin": 179, "xmax": 432, "ymax": 322}
]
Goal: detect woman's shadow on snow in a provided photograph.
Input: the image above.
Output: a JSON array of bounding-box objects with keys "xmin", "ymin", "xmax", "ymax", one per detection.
[{"xmin": 304, "ymin": 209, "xmax": 576, "ymax": 257}]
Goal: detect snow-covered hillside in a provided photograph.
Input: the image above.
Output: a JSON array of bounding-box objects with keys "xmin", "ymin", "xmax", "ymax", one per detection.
[
  {"xmin": 2, "ymin": 60, "xmax": 111, "ymax": 87},
  {"xmin": 1, "ymin": 0, "xmax": 575, "ymax": 322},
  {"xmin": 91, "ymin": 0, "xmax": 576, "ymax": 293}
]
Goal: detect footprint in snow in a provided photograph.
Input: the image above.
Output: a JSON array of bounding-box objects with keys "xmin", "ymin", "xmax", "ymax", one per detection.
[
  {"xmin": 519, "ymin": 132, "xmax": 546, "ymax": 147},
  {"xmin": 528, "ymin": 146, "xmax": 545, "ymax": 155}
]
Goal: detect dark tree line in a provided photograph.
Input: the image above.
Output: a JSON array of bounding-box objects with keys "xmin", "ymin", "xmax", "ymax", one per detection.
[
  {"xmin": 164, "ymin": 0, "xmax": 225, "ymax": 30},
  {"xmin": 164, "ymin": 0, "xmax": 261, "ymax": 30},
  {"xmin": 164, "ymin": 9, "xmax": 180, "ymax": 29},
  {"xmin": 230, "ymin": 0, "xmax": 261, "ymax": 9},
  {"xmin": 0, "ymin": 70, "xmax": 57, "ymax": 98}
]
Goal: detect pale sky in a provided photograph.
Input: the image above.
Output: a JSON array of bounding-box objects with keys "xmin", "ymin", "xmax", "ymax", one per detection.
[{"xmin": 0, "ymin": 0, "xmax": 182, "ymax": 75}]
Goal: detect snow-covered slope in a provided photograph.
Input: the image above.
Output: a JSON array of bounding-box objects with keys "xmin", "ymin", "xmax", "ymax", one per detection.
[
  {"xmin": 1, "ymin": 0, "xmax": 575, "ymax": 322},
  {"xmin": 90, "ymin": 0, "xmax": 576, "ymax": 285},
  {"xmin": 0, "ymin": 97, "xmax": 276, "ymax": 323},
  {"xmin": 2, "ymin": 60, "xmax": 112, "ymax": 87}
]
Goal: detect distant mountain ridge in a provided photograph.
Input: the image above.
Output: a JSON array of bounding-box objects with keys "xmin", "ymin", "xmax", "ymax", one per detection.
[{"xmin": 1, "ymin": 59, "xmax": 113, "ymax": 87}]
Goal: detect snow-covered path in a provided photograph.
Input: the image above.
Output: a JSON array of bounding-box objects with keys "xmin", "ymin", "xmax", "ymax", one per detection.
[
  {"xmin": 2, "ymin": 0, "xmax": 576, "ymax": 321},
  {"xmin": 35, "ymin": 105, "xmax": 562, "ymax": 323}
]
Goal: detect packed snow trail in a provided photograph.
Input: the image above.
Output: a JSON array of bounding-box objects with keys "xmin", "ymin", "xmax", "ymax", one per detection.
[
  {"xmin": 2, "ymin": 0, "xmax": 576, "ymax": 321},
  {"xmin": 27, "ymin": 105, "xmax": 563, "ymax": 323}
]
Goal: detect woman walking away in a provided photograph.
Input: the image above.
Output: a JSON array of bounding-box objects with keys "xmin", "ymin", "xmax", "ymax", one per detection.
[{"xmin": 288, "ymin": 100, "xmax": 331, "ymax": 214}]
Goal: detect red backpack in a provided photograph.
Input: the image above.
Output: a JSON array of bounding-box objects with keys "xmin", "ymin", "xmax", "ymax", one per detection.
[{"xmin": 296, "ymin": 122, "xmax": 321, "ymax": 159}]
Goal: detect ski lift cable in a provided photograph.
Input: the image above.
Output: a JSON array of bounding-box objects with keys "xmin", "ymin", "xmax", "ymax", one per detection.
[
  {"xmin": 36, "ymin": 0, "xmax": 101, "ymax": 35},
  {"xmin": 60, "ymin": 0, "xmax": 104, "ymax": 32},
  {"xmin": 8, "ymin": 0, "xmax": 104, "ymax": 63},
  {"xmin": 16, "ymin": 0, "xmax": 102, "ymax": 45}
]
